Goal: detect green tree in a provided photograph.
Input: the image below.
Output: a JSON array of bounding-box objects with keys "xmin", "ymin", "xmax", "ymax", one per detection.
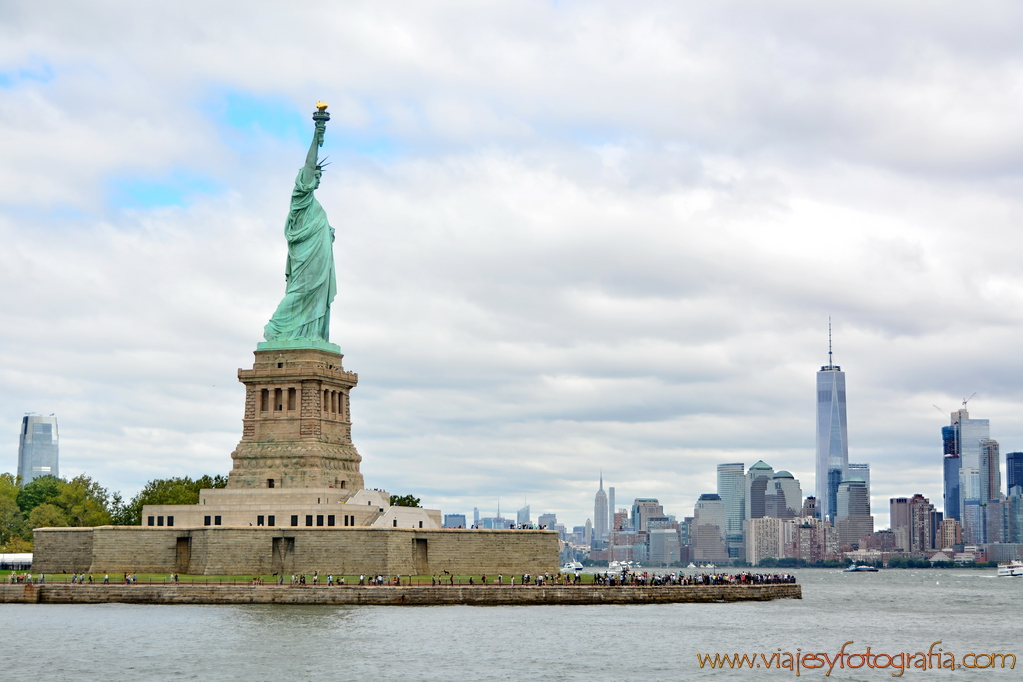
[
  {"xmin": 54, "ymin": 475, "xmax": 112, "ymax": 527},
  {"xmin": 0, "ymin": 472, "xmax": 20, "ymax": 503},
  {"xmin": 0, "ymin": 496, "xmax": 27, "ymax": 546},
  {"xmin": 28, "ymin": 502, "xmax": 68, "ymax": 528},
  {"xmin": 389, "ymin": 494, "xmax": 421, "ymax": 507},
  {"xmin": 16, "ymin": 475, "xmax": 62, "ymax": 514}
]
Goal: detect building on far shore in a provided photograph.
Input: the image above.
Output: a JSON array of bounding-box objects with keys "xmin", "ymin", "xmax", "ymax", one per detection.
[
  {"xmin": 18, "ymin": 414, "xmax": 59, "ymax": 485},
  {"xmin": 443, "ymin": 514, "xmax": 467, "ymax": 529}
]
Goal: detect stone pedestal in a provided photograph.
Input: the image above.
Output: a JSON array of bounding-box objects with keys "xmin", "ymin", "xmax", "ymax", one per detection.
[{"xmin": 227, "ymin": 347, "xmax": 365, "ymax": 492}]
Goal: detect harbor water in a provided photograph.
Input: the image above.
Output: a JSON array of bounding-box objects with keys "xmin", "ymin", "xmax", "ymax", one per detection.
[{"xmin": 1, "ymin": 568, "xmax": 1020, "ymax": 680}]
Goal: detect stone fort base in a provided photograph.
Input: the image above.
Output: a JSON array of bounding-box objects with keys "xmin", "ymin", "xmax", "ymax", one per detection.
[{"xmin": 32, "ymin": 526, "xmax": 559, "ymax": 577}]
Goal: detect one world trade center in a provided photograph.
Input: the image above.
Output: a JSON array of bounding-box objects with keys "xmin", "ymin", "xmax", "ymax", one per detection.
[{"xmin": 816, "ymin": 331, "xmax": 848, "ymax": 522}]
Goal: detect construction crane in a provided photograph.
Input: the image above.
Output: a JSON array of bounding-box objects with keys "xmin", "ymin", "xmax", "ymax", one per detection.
[{"xmin": 962, "ymin": 392, "xmax": 977, "ymax": 409}]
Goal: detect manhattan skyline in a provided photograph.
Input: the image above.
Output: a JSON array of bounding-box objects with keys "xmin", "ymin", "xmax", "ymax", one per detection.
[{"xmin": 5, "ymin": 4, "xmax": 1023, "ymax": 532}]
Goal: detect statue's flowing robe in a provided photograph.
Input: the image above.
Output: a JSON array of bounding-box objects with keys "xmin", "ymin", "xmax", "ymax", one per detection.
[{"xmin": 263, "ymin": 170, "xmax": 336, "ymax": 342}]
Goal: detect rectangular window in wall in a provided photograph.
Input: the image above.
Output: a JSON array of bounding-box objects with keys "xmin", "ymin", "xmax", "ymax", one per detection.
[
  {"xmin": 291, "ymin": 515, "xmax": 298, "ymax": 527},
  {"xmin": 204, "ymin": 516, "xmax": 211, "ymax": 526},
  {"xmin": 148, "ymin": 516, "xmax": 155, "ymax": 526},
  {"xmin": 305, "ymin": 515, "xmax": 313, "ymax": 527},
  {"xmin": 157, "ymin": 516, "xmax": 164, "ymax": 526},
  {"xmin": 327, "ymin": 515, "xmax": 335, "ymax": 527},
  {"xmin": 261, "ymin": 388, "xmax": 270, "ymax": 411},
  {"xmin": 393, "ymin": 519, "xmax": 398, "ymax": 527},
  {"xmin": 167, "ymin": 516, "xmax": 174, "ymax": 527},
  {"xmin": 268, "ymin": 515, "xmax": 275, "ymax": 526},
  {"xmin": 288, "ymin": 387, "xmax": 297, "ymax": 410},
  {"xmin": 419, "ymin": 521, "xmax": 423, "ymax": 528},
  {"xmin": 257, "ymin": 515, "xmax": 264, "ymax": 526},
  {"xmin": 316, "ymin": 515, "xmax": 324, "ymax": 527},
  {"xmin": 214, "ymin": 516, "xmax": 222, "ymax": 526}
]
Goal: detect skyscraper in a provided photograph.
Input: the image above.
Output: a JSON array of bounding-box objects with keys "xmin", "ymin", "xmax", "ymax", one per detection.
[
  {"xmin": 1007, "ymin": 452, "xmax": 1023, "ymax": 494},
  {"xmin": 908, "ymin": 494, "xmax": 935, "ymax": 553},
  {"xmin": 941, "ymin": 407, "xmax": 988, "ymax": 520},
  {"xmin": 890, "ymin": 497, "xmax": 910, "ymax": 550},
  {"xmin": 816, "ymin": 331, "xmax": 848, "ymax": 522},
  {"xmin": 693, "ymin": 493, "xmax": 728, "ymax": 562},
  {"xmin": 631, "ymin": 498, "xmax": 663, "ymax": 532},
  {"xmin": 18, "ymin": 414, "xmax": 59, "ymax": 485},
  {"xmin": 835, "ymin": 478, "xmax": 873, "ymax": 546},
  {"xmin": 958, "ymin": 410, "xmax": 990, "ymax": 469},
  {"xmin": 608, "ymin": 486, "xmax": 615, "ymax": 526},
  {"xmin": 745, "ymin": 460, "xmax": 774, "ymax": 519},
  {"xmin": 443, "ymin": 514, "xmax": 467, "ymax": 528},
  {"xmin": 593, "ymin": 473, "xmax": 608, "ymax": 544},
  {"xmin": 766, "ymin": 471, "xmax": 802, "ymax": 519},
  {"xmin": 517, "ymin": 505, "xmax": 531, "ymax": 526},
  {"xmin": 979, "ymin": 439, "xmax": 1002, "ymax": 503},
  {"xmin": 847, "ymin": 463, "xmax": 870, "ymax": 494},
  {"xmin": 717, "ymin": 463, "xmax": 746, "ymax": 559}
]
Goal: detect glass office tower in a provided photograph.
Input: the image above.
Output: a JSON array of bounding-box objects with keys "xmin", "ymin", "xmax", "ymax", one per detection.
[
  {"xmin": 942, "ymin": 422, "xmax": 961, "ymax": 521},
  {"xmin": 944, "ymin": 408, "xmax": 989, "ymax": 521},
  {"xmin": 717, "ymin": 462, "xmax": 746, "ymax": 558},
  {"xmin": 1006, "ymin": 452, "xmax": 1023, "ymax": 494},
  {"xmin": 18, "ymin": 414, "xmax": 59, "ymax": 484},
  {"xmin": 816, "ymin": 351, "xmax": 848, "ymax": 522}
]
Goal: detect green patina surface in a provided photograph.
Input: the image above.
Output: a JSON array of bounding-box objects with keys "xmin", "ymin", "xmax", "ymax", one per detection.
[
  {"xmin": 263, "ymin": 109, "xmax": 337, "ymax": 347},
  {"xmin": 256, "ymin": 339, "xmax": 341, "ymax": 353}
]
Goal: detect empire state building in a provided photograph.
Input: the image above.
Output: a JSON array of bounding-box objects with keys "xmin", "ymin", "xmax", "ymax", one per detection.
[{"xmin": 593, "ymin": 473, "xmax": 608, "ymax": 545}]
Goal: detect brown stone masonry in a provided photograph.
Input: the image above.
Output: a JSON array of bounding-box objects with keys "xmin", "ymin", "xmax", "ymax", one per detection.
[
  {"xmin": 33, "ymin": 526, "xmax": 561, "ymax": 577},
  {"xmin": 228, "ymin": 347, "xmax": 365, "ymax": 491},
  {"xmin": 0, "ymin": 583, "xmax": 801, "ymax": 605}
]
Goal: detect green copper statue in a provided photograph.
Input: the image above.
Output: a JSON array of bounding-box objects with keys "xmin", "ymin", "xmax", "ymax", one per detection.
[{"xmin": 262, "ymin": 103, "xmax": 338, "ymax": 349}]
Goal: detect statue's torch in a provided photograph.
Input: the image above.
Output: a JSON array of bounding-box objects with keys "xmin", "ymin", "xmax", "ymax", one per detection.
[{"xmin": 313, "ymin": 101, "xmax": 330, "ymax": 123}]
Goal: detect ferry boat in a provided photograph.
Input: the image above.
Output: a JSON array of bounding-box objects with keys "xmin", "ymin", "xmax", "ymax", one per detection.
[
  {"xmin": 562, "ymin": 561, "xmax": 583, "ymax": 572},
  {"xmin": 997, "ymin": 560, "xmax": 1023, "ymax": 577},
  {"xmin": 844, "ymin": 563, "xmax": 879, "ymax": 572}
]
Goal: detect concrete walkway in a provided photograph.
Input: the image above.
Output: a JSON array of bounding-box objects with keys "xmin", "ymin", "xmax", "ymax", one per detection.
[{"xmin": 0, "ymin": 582, "xmax": 800, "ymax": 605}]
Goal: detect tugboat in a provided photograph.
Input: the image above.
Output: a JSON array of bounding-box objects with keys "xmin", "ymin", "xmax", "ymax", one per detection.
[{"xmin": 844, "ymin": 563, "xmax": 879, "ymax": 572}]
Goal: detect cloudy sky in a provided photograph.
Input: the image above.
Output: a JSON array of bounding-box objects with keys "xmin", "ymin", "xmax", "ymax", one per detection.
[{"xmin": 3, "ymin": 1, "xmax": 1023, "ymax": 530}]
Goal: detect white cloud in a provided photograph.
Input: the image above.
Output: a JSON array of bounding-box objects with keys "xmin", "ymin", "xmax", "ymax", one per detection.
[{"xmin": 2, "ymin": 1, "xmax": 1023, "ymax": 532}]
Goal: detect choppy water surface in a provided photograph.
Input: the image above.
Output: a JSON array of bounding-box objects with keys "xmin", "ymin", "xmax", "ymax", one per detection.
[{"xmin": 2, "ymin": 568, "xmax": 1020, "ymax": 681}]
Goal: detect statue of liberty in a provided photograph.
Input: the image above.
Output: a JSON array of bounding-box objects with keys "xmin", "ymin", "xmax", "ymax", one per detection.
[{"xmin": 262, "ymin": 103, "xmax": 338, "ymax": 348}]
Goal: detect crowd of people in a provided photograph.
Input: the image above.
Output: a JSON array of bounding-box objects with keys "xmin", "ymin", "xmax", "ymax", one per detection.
[{"xmin": 5, "ymin": 569, "xmax": 796, "ymax": 587}]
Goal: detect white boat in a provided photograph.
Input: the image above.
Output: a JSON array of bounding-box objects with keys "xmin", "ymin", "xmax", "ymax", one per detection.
[
  {"xmin": 845, "ymin": 563, "xmax": 879, "ymax": 573},
  {"xmin": 608, "ymin": 560, "xmax": 634, "ymax": 571},
  {"xmin": 686, "ymin": 562, "xmax": 697, "ymax": 569},
  {"xmin": 701, "ymin": 563, "xmax": 715, "ymax": 569},
  {"xmin": 562, "ymin": 561, "xmax": 583, "ymax": 572},
  {"xmin": 997, "ymin": 560, "xmax": 1023, "ymax": 577}
]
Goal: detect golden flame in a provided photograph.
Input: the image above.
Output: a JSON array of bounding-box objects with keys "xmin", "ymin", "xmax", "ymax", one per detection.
[{"xmin": 315, "ymin": 101, "xmax": 329, "ymax": 111}]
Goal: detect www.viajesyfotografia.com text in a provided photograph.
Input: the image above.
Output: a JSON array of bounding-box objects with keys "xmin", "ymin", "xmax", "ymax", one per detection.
[{"xmin": 697, "ymin": 641, "xmax": 1015, "ymax": 676}]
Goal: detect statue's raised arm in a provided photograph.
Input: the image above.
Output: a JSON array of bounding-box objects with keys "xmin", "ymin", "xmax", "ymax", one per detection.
[
  {"xmin": 299, "ymin": 104, "xmax": 328, "ymax": 185},
  {"xmin": 261, "ymin": 103, "xmax": 339, "ymax": 350}
]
